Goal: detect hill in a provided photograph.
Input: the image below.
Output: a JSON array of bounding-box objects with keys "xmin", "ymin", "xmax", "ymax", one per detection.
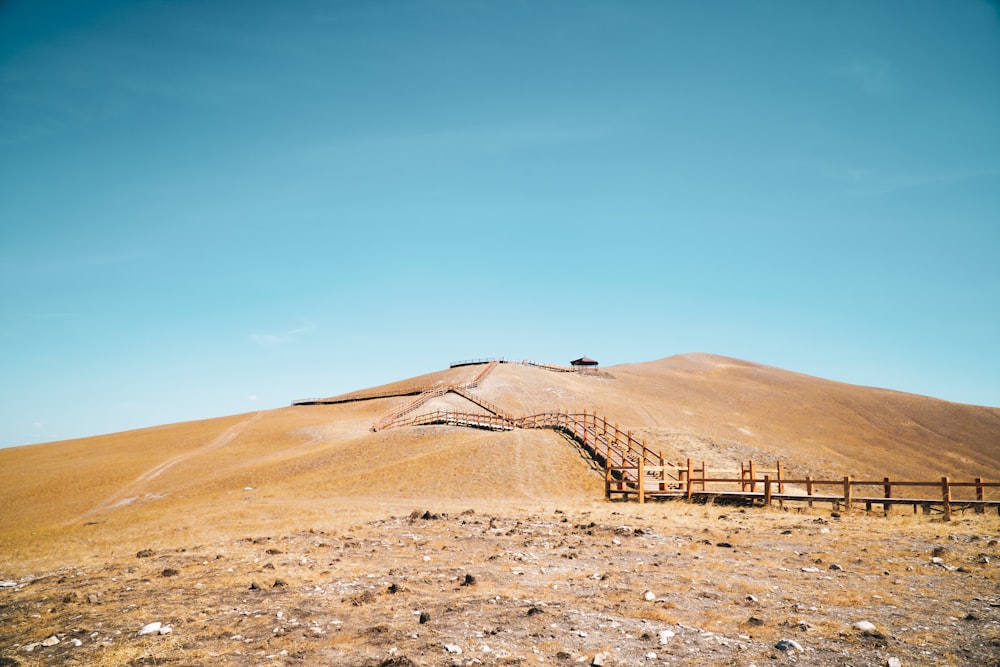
[
  {"xmin": 2, "ymin": 353, "xmax": 998, "ymax": 571},
  {"xmin": 2, "ymin": 354, "xmax": 1000, "ymax": 666}
]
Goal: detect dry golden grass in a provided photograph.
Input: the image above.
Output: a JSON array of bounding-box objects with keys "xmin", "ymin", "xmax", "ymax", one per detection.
[{"xmin": 2, "ymin": 355, "xmax": 999, "ymax": 665}]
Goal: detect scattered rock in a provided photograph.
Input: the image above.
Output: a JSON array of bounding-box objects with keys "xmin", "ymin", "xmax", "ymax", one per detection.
[
  {"xmin": 41, "ymin": 636, "xmax": 59, "ymax": 647},
  {"xmin": 658, "ymin": 629, "xmax": 675, "ymax": 644},
  {"xmin": 527, "ymin": 606, "xmax": 544, "ymax": 616},
  {"xmin": 801, "ymin": 567, "xmax": 821, "ymax": 573},
  {"xmin": 829, "ymin": 563, "xmax": 844, "ymax": 571},
  {"xmin": 642, "ymin": 590, "xmax": 656, "ymax": 601},
  {"xmin": 775, "ymin": 639, "xmax": 803, "ymax": 651},
  {"xmin": 716, "ymin": 542, "xmax": 733, "ymax": 548},
  {"xmin": 419, "ymin": 611, "xmax": 430, "ymax": 624},
  {"xmin": 136, "ymin": 549, "xmax": 154, "ymax": 558},
  {"xmin": 379, "ymin": 658, "xmax": 417, "ymax": 667},
  {"xmin": 161, "ymin": 568, "xmax": 179, "ymax": 577},
  {"xmin": 853, "ymin": 620, "xmax": 878, "ymax": 633},
  {"xmin": 592, "ymin": 652, "xmax": 609, "ymax": 666},
  {"xmin": 137, "ymin": 622, "xmax": 162, "ymax": 636},
  {"xmin": 444, "ymin": 643, "xmax": 462, "ymax": 654},
  {"xmin": 461, "ymin": 573, "xmax": 476, "ymax": 586},
  {"xmin": 886, "ymin": 658, "xmax": 902, "ymax": 667},
  {"xmin": 86, "ymin": 592, "xmax": 101, "ymax": 604},
  {"xmin": 272, "ymin": 579, "xmax": 287, "ymax": 588},
  {"xmin": 249, "ymin": 582, "xmax": 261, "ymax": 591}
]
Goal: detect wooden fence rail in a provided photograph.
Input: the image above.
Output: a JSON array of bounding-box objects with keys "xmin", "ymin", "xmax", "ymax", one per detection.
[{"xmin": 386, "ymin": 410, "xmax": 1000, "ymax": 517}]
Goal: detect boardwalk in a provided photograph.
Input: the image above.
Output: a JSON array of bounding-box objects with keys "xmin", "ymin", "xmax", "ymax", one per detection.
[{"xmin": 295, "ymin": 358, "xmax": 1000, "ymax": 515}]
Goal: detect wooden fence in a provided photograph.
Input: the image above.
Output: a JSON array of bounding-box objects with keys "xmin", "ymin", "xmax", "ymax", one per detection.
[
  {"xmin": 384, "ymin": 408, "xmax": 681, "ymax": 502},
  {"xmin": 383, "ymin": 410, "xmax": 1000, "ymax": 517},
  {"xmin": 673, "ymin": 459, "xmax": 1000, "ymax": 518}
]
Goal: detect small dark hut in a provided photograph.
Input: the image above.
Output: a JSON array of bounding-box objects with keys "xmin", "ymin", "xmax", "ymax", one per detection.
[{"xmin": 570, "ymin": 356, "xmax": 599, "ymax": 368}]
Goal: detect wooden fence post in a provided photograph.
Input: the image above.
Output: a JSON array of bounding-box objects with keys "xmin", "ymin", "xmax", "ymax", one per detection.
[
  {"xmin": 701, "ymin": 460, "xmax": 707, "ymax": 491},
  {"xmin": 806, "ymin": 475, "xmax": 814, "ymax": 508},
  {"xmin": 777, "ymin": 461, "xmax": 785, "ymax": 494},
  {"xmin": 843, "ymin": 476, "xmax": 852, "ymax": 511},
  {"xmin": 942, "ymin": 476, "xmax": 951, "ymax": 521},
  {"xmin": 749, "ymin": 460, "xmax": 757, "ymax": 493},
  {"xmin": 883, "ymin": 477, "xmax": 892, "ymax": 516},
  {"xmin": 686, "ymin": 458, "xmax": 694, "ymax": 500},
  {"xmin": 975, "ymin": 477, "xmax": 985, "ymax": 514},
  {"xmin": 763, "ymin": 474, "xmax": 772, "ymax": 507},
  {"xmin": 637, "ymin": 452, "xmax": 645, "ymax": 504}
]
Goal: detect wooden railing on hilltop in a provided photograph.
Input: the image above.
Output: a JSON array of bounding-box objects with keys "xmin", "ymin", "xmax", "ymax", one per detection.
[
  {"xmin": 381, "ymin": 408, "xmax": 681, "ymax": 502},
  {"xmin": 294, "ymin": 360, "xmax": 999, "ymax": 516}
]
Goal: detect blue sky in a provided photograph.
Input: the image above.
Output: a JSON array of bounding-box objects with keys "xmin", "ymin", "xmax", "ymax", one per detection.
[{"xmin": 1, "ymin": 0, "xmax": 998, "ymax": 448}]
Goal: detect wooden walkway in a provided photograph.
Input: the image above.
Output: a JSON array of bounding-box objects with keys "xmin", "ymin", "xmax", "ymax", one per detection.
[{"xmin": 294, "ymin": 360, "xmax": 999, "ymax": 516}]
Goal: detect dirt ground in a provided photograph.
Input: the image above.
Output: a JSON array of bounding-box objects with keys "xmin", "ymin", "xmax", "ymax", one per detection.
[{"xmin": 2, "ymin": 499, "xmax": 998, "ymax": 667}]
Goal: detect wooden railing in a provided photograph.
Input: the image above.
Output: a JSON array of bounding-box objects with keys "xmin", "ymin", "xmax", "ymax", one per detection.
[
  {"xmin": 292, "ymin": 387, "xmax": 425, "ymax": 406},
  {"xmin": 450, "ymin": 357, "xmax": 507, "ymax": 368},
  {"xmin": 382, "ymin": 408, "xmax": 680, "ymax": 502},
  {"xmin": 517, "ymin": 360, "xmax": 597, "ymax": 373},
  {"xmin": 676, "ymin": 459, "xmax": 1000, "ymax": 518}
]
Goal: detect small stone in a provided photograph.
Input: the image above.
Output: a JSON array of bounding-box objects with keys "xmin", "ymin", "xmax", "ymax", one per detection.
[
  {"xmin": 87, "ymin": 592, "xmax": 101, "ymax": 604},
  {"xmin": 136, "ymin": 549, "xmax": 154, "ymax": 558},
  {"xmin": 829, "ymin": 563, "xmax": 843, "ymax": 571},
  {"xmin": 444, "ymin": 643, "xmax": 462, "ymax": 654},
  {"xmin": 746, "ymin": 594, "xmax": 758, "ymax": 602},
  {"xmin": 853, "ymin": 621, "xmax": 877, "ymax": 633},
  {"xmin": 272, "ymin": 579, "xmax": 287, "ymax": 588},
  {"xmin": 801, "ymin": 567, "xmax": 821, "ymax": 573},
  {"xmin": 419, "ymin": 611, "xmax": 430, "ymax": 624},
  {"xmin": 645, "ymin": 652, "xmax": 657, "ymax": 659},
  {"xmin": 592, "ymin": 652, "xmax": 609, "ymax": 666},
  {"xmin": 23, "ymin": 643, "xmax": 39, "ymax": 652},
  {"xmin": 159, "ymin": 625, "xmax": 173, "ymax": 635},
  {"xmin": 931, "ymin": 557, "xmax": 944, "ymax": 565},
  {"xmin": 775, "ymin": 639, "xmax": 803, "ymax": 651},
  {"xmin": 886, "ymin": 658, "xmax": 902, "ymax": 667},
  {"xmin": 658, "ymin": 629, "xmax": 675, "ymax": 644},
  {"xmin": 461, "ymin": 573, "xmax": 476, "ymax": 586},
  {"xmin": 0, "ymin": 580, "xmax": 17, "ymax": 588},
  {"xmin": 70, "ymin": 638, "xmax": 83, "ymax": 647},
  {"xmin": 643, "ymin": 590, "xmax": 656, "ymax": 601},
  {"xmin": 161, "ymin": 568, "xmax": 179, "ymax": 577},
  {"xmin": 138, "ymin": 622, "xmax": 162, "ymax": 636},
  {"xmin": 41, "ymin": 635, "xmax": 60, "ymax": 647}
]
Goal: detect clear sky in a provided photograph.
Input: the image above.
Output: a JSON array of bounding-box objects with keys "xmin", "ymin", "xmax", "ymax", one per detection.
[{"xmin": 2, "ymin": 0, "xmax": 998, "ymax": 448}]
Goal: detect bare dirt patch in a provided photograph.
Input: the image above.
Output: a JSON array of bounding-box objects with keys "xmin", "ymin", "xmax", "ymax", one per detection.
[{"xmin": 3, "ymin": 502, "xmax": 998, "ymax": 666}]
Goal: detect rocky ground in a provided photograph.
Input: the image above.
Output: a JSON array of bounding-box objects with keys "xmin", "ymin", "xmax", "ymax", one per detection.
[{"xmin": 2, "ymin": 502, "xmax": 999, "ymax": 667}]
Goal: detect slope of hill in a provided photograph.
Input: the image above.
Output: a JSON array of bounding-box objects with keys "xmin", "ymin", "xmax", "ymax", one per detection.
[{"xmin": 1, "ymin": 353, "xmax": 998, "ymax": 572}]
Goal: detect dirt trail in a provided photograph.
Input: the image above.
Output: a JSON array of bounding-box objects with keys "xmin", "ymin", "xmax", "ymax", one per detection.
[{"xmin": 71, "ymin": 412, "xmax": 263, "ymax": 525}]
